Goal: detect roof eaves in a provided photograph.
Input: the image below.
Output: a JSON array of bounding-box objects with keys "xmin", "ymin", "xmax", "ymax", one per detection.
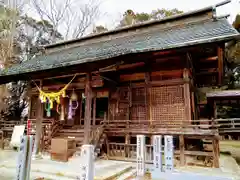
[
  {"xmin": 43, "ymin": 0, "xmax": 231, "ymax": 49},
  {"xmin": 43, "ymin": 7, "xmax": 212, "ymax": 49}
]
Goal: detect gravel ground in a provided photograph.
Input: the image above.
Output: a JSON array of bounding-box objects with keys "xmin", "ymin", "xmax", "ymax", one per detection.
[{"xmin": 0, "ymin": 148, "xmax": 239, "ymax": 180}]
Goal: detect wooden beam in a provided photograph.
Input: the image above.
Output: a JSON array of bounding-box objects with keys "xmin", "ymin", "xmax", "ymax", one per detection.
[
  {"xmin": 199, "ymin": 56, "xmax": 218, "ymax": 62},
  {"xmin": 217, "ymin": 46, "xmax": 224, "ymax": 85},
  {"xmin": 84, "ymin": 73, "xmax": 93, "ymax": 144},
  {"xmin": 120, "ymin": 70, "xmax": 185, "ymax": 82}
]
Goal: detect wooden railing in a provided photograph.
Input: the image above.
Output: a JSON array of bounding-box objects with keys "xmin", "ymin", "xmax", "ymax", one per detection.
[
  {"xmin": 105, "ymin": 119, "xmax": 219, "ymax": 135},
  {"xmin": 0, "ymin": 120, "xmax": 26, "ymax": 139},
  {"xmin": 213, "ymin": 118, "xmax": 240, "ymax": 134},
  {"xmin": 108, "ymin": 143, "xmax": 154, "ymax": 163},
  {"xmin": 28, "ymin": 118, "xmax": 56, "ymax": 150},
  {"xmin": 108, "ymin": 143, "xmax": 214, "ymax": 165},
  {"xmin": 104, "ymin": 118, "xmax": 240, "ymax": 135}
]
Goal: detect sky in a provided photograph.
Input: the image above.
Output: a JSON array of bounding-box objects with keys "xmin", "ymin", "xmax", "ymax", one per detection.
[{"xmin": 96, "ymin": 0, "xmax": 240, "ymax": 28}]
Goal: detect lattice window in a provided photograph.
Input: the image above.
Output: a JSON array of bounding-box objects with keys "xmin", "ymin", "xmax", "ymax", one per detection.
[
  {"xmin": 151, "ymin": 85, "xmax": 186, "ymax": 125},
  {"xmin": 132, "ymin": 87, "xmax": 145, "ymax": 102},
  {"xmin": 132, "ymin": 105, "xmax": 147, "ymax": 121}
]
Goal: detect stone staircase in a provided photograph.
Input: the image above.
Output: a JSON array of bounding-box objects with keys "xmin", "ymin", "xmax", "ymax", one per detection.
[{"xmin": 53, "ymin": 124, "xmax": 106, "ymax": 155}]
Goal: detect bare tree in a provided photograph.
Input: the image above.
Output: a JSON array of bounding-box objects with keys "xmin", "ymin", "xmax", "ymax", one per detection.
[
  {"xmin": 0, "ymin": 0, "xmax": 23, "ymax": 113},
  {"xmin": 31, "ymin": 0, "xmax": 102, "ymax": 41}
]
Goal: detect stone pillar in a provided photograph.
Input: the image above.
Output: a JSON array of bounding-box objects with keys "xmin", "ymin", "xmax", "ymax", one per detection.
[
  {"xmin": 152, "ymin": 135, "xmax": 162, "ymax": 179},
  {"xmin": 136, "ymin": 135, "xmax": 145, "ymax": 178},
  {"xmin": 164, "ymin": 135, "xmax": 174, "ymax": 172},
  {"xmin": 80, "ymin": 145, "xmax": 94, "ymax": 180}
]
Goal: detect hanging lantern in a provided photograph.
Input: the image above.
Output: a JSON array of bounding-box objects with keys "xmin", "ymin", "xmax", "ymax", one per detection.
[{"xmin": 71, "ymin": 89, "xmax": 78, "ymax": 101}]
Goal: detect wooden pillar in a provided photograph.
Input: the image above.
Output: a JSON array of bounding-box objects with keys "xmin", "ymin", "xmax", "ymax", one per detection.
[
  {"xmin": 191, "ymin": 92, "xmax": 196, "ymax": 120},
  {"xmin": 93, "ymin": 96, "xmax": 96, "ymax": 126},
  {"xmin": 179, "ymin": 135, "xmax": 185, "ymax": 166},
  {"xmin": 84, "ymin": 73, "xmax": 93, "ymax": 144},
  {"xmin": 183, "ymin": 69, "xmax": 191, "ymax": 122},
  {"xmin": 27, "ymin": 88, "xmax": 32, "ymax": 122},
  {"xmin": 34, "ymin": 81, "xmax": 43, "ymax": 155},
  {"xmin": 145, "ymin": 72, "xmax": 152, "ymax": 123},
  {"xmin": 217, "ymin": 46, "xmax": 224, "ymax": 85},
  {"xmin": 125, "ymin": 134, "xmax": 130, "ymax": 158},
  {"xmin": 212, "ymin": 138, "xmax": 220, "ymax": 168}
]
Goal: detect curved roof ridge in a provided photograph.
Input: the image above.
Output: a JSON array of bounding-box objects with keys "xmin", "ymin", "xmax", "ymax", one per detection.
[{"xmin": 44, "ymin": 0, "xmax": 231, "ymax": 49}]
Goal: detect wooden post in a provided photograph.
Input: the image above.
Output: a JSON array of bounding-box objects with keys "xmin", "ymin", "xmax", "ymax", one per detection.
[
  {"xmin": 26, "ymin": 84, "xmax": 32, "ymax": 124},
  {"xmin": 93, "ymin": 96, "xmax": 96, "ymax": 126},
  {"xmin": 179, "ymin": 135, "xmax": 185, "ymax": 166},
  {"xmin": 212, "ymin": 138, "xmax": 220, "ymax": 168},
  {"xmin": 191, "ymin": 92, "xmax": 196, "ymax": 120},
  {"xmin": 33, "ymin": 81, "xmax": 43, "ymax": 156},
  {"xmin": 106, "ymin": 136, "xmax": 110, "ymax": 157},
  {"xmin": 183, "ymin": 69, "xmax": 191, "ymax": 122},
  {"xmin": 218, "ymin": 46, "xmax": 224, "ymax": 85},
  {"xmin": 125, "ymin": 134, "xmax": 130, "ymax": 158},
  {"xmin": 145, "ymin": 72, "xmax": 152, "ymax": 124},
  {"xmin": 84, "ymin": 73, "xmax": 92, "ymax": 144}
]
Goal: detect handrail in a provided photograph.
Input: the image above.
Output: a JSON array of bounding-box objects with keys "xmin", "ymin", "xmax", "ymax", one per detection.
[{"xmin": 105, "ymin": 118, "xmax": 240, "ymax": 134}]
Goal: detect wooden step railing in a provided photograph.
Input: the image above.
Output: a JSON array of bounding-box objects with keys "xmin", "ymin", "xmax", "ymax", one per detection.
[{"xmin": 28, "ymin": 118, "xmax": 61, "ymax": 150}]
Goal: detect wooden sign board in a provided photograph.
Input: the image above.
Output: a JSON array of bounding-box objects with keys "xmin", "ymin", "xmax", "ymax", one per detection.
[{"xmin": 10, "ymin": 125, "xmax": 26, "ymax": 148}]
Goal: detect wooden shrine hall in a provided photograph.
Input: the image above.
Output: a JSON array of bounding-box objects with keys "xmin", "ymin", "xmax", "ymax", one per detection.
[{"xmin": 0, "ymin": 1, "xmax": 239, "ymax": 167}]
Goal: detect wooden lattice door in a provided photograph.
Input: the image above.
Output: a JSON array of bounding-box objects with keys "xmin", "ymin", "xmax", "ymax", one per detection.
[{"xmin": 150, "ymin": 85, "xmax": 186, "ymax": 125}]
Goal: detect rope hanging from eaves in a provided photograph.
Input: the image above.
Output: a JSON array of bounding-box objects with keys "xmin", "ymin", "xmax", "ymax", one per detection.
[{"xmin": 33, "ymin": 74, "xmax": 77, "ymax": 109}]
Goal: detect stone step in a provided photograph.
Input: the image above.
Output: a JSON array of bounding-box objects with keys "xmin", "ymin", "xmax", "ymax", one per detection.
[
  {"xmin": 54, "ymin": 135, "xmax": 84, "ymax": 143},
  {"xmin": 116, "ymin": 168, "xmax": 136, "ymax": 180},
  {"xmin": 58, "ymin": 129, "xmax": 85, "ymax": 133},
  {"xmin": 55, "ymin": 132, "xmax": 84, "ymax": 138}
]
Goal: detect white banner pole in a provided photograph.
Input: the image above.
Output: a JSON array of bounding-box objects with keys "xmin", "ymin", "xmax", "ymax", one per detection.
[
  {"xmin": 16, "ymin": 136, "xmax": 28, "ymax": 180},
  {"xmin": 79, "ymin": 144, "xmax": 94, "ymax": 180},
  {"xmin": 152, "ymin": 135, "xmax": 162, "ymax": 179},
  {"xmin": 136, "ymin": 135, "xmax": 145, "ymax": 178},
  {"xmin": 164, "ymin": 135, "xmax": 174, "ymax": 172}
]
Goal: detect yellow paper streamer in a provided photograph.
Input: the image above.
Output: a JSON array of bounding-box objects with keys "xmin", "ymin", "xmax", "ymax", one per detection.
[{"xmin": 33, "ymin": 74, "xmax": 77, "ymax": 109}]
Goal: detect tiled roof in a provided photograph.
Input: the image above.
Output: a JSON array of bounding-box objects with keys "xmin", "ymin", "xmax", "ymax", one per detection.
[{"xmin": 0, "ymin": 17, "xmax": 239, "ymax": 77}]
